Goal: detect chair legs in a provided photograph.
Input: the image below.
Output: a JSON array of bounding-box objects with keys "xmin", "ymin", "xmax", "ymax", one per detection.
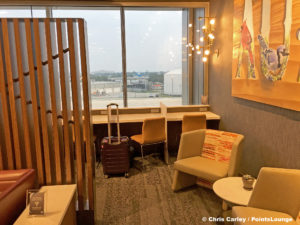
[
  {"xmin": 140, "ymin": 144, "xmax": 145, "ymax": 170},
  {"xmin": 172, "ymin": 170, "xmax": 197, "ymax": 192}
]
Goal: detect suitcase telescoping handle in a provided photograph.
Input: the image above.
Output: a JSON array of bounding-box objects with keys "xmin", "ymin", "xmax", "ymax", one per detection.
[{"xmin": 107, "ymin": 103, "xmax": 121, "ymax": 144}]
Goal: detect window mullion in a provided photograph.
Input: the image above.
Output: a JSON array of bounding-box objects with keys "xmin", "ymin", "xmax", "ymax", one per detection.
[{"xmin": 120, "ymin": 7, "xmax": 128, "ymax": 107}]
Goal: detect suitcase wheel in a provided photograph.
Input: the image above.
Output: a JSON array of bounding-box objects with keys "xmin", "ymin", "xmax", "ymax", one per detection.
[
  {"xmin": 104, "ymin": 174, "xmax": 109, "ymax": 179},
  {"xmin": 125, "ymin": 172, "xmax": 129, "ymax": 178}
]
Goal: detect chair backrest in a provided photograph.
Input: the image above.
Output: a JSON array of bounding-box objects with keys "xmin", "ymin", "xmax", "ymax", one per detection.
[
  {"xmin": 248, "ymin": 167, "xmax": 300, "ymax": 219},
  {"xmin": 182, "ymin": 114, "xmax": 206, "ymax": 133},
  {"xmin": 142, "ymin": 117, "xmax": 166, "ymax": 144},
  {"xmin": 201, "ymin": 129, "xmax": 244, "ymax": 176}
]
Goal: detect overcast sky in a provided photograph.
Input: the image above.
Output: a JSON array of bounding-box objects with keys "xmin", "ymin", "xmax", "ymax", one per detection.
[
  {"xmin": 0, "ymin": 8, "xmax": 183, "ymax": 73},
  {"xmin": 54, "ymin": 9, "xmax": 183, "ymax": 73}
]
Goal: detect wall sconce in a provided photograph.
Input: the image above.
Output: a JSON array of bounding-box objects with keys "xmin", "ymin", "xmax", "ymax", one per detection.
[{"xmin": 186, "ymin": 17, "xmax": 216, "ymax": 63}]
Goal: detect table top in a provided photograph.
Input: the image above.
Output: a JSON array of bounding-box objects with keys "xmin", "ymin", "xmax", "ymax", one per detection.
[
  {"xmin": 14, "ymin": 184, "xmax": 76, "ymax": 225},
  {"xmin": 213, "ymin": 177, "xmax": 256, "ymax": 206},
  {"xmin": 92, "ymin": 111, "xmax": 220, "ymax": 124}
]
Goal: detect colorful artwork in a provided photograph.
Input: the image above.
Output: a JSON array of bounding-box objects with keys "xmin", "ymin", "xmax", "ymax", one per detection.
[{"xmin": 232, "ymin": 0, "xmax": 300, "ymax": 111}]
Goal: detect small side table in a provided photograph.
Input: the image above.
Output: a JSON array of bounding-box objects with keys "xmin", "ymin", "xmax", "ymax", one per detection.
[
  {"xmin": 14, "ymin": 184, "xmax": 77, "ymax": 225},
  {"xmin": 213, "ymin": 177, "xmax": 256, "ymax": 210}
]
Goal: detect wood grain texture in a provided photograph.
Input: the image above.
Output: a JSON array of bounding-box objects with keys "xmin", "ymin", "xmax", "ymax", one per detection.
[
  {"xmin": 2, "ymin": 19, "xmax": 22, "ymax": 169},
  {"xmin": 56, "ymin": 19, "xmax": 73, "ymax": 184},
  {"xmin": 45, "ymin": 18, "xmax": 62, "ymax": 184},
  {"xmin": 79, "ymin": 19, "xmax": 94, "ymax": 210},
  {"xmin": 0, "ymin": 23, "xmax": 14, "ymax": 170},
  {"xmin": 25, "ymin": 19, "xmax": 45, "ymax": 184},
  {"xmin": 33, "ymin": 19, "xmax": 52, "ymax": 184},
  {"xmin": 13, "ymin": 19, "xmax": 33, "ymax": 169},
  {"xmin": 67, "ymin": 18, "xmax": 85, "ymax": 211},
  {"xmin": 0, "ymin": 18, "xmax": 94, "ymax": 213}
]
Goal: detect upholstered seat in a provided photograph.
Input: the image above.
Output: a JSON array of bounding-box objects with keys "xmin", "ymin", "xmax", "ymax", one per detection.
[
  {"xmin": 174, "ymin": 156, "xmax": 229, "ymax": 181},
  {"xmin": 232, "ymin": 207, "xmax": 297, "ymax": 225},
  {"xmin": 131, "ymin": 117, "xmax": 167, "ymax": 168},
  {"xmin": 172, "ymin": 129, "xmax": 244, "ymax": 191},
  {"xmin": 232, "ymin": 167, "xmax": 300, "ymax": 225}
]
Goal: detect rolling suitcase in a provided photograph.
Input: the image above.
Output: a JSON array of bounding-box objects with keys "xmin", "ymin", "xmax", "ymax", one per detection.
[{"xmin": 101, "ymin": 103, "xmax": 130, "ymax": 178}]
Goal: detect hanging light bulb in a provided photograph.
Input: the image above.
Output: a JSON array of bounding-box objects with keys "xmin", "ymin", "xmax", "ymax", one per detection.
[
  {"xmin": 192, "ymin": 47, "xmax": 195, "ymax": 51},
  {"xmin": 204, "ymin": 49, "xmax": 210, "ymax": 55},
  {"xmin": 202, "ymin": 25, "xmax": 207, "ymax": 30},
  {"xmin": 202, "ymin": 56, "xmax": 208, "ymax": 62},
  {"xmin": 210, "ymin": 18, "xmax": 215, "ymax": 25},
  {"xmin": 188, "ymin": 53, "xmax": 192, "ymax": 57},
  {"xmin": 196, "ymin": 29, "xmax": 200, "ymax": 33},
  {"xmin": 208, "ymin": 33, "xmax": 215, "ymax": 39},
  {"xmin": 189, "ymin": 23, "xmax": 193, "ymax": 28},
  {"xmin": 188, "ymin": 43, "xmax": 193, "ymax": 47},
  {"xmin": 200, "ymin": 37, "xmax": 204, "ymax": 42},
  {"xmin": 196, "ymin": 45, "xmax": 200, "ymax": 50},
  {"xmin": 197, "ymin": 50, "xmax": 201, "ymax": 55}
]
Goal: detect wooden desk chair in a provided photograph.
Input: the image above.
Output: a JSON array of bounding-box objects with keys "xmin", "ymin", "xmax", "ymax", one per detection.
[
  {"xmin": 182, "ymin": 114, "xmax": 206, "ymax": 133},
  {"xmin": 131, "ymin": 117, "xmax": 166, "ymax": 169}
]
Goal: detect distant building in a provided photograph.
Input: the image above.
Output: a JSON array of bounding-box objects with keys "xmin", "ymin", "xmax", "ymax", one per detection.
[{"xmin": 164, "ymin": 69, "xmax": 182, "ymax": 95}]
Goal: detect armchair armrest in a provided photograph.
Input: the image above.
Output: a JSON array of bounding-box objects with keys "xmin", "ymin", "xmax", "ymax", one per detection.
[
  {"xmin": 177, "ymin": 129, "xmax": 206, "ymax": 160},
  {"xmin": 228, "ymin": 134, "xmax": 244, "ymax": 176}
]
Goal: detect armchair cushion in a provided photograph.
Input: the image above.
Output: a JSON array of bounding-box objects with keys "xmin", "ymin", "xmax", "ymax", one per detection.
[
  {"xmin": 232, "ymin": 206, "xmax": 297, "ymax": 225},
  {"xmin": 202, "ymin": 129, "xmax": 240, "ymax": 163},
  {"xmin": 174, "ymin": 156, "xmax": 229, "ymax": 181}
]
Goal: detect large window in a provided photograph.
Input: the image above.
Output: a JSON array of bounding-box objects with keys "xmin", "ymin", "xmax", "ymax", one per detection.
[
  {"xmin": 0, "ymin": 6, "xmax": 205, "ymax": 109},
  {"xmin": 52, "ymin": 8, "xmax": 123, "ymax": 108},
  {"xmin": 125, "ymin": 9, "xmax": 182, "ymax": 107}
]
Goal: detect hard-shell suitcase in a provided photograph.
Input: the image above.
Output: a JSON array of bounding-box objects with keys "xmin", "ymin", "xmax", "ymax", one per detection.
[{"xmin": 101, "ymin": 103, "xmax": 130, "ymax": 178}]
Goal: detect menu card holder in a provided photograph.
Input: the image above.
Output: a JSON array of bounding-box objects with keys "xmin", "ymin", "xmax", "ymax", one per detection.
[{"xmin": 26, "ymin": 189, "xmax": 45, "ymax": 216}]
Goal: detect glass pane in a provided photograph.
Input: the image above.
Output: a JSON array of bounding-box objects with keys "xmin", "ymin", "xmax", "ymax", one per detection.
[
  {"xmin": 0, "ymin": 7, "xmax": 31, "ymax": 17},
  {"xmin": 52, "ymin": 8, "xmax": 123, "ymax": 108},
  {"xmin": 32, "ymin": 7, "xmax": 47, "ymax": 17},
  {"xmin": 125, "ymin": 9, "xmax": 183, "ymax": 107}
]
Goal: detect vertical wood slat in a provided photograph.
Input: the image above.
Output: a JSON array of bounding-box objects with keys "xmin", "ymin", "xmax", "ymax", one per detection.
[
  {"xmin": 13, "ymin": 19, "xmax": 33, "ymax": 169},
  {"xmin": 44, "ymin": 18, "xmax": 62, "ymax": 184},
  {"xmin": 0, "ymin": 145, "xmax": 3, "ymax": 170},
  {"xmin": 79, "ymin": 19, "xmax": 94, "ymax": 210},
  {"xmin": 24, "ymin": 19, "xmax": 44, "ymax": 184},
  {"xmin": 67, "ymin": 18, "xmax": 84, "ymax": 211},
  {"xmin": 1, "ymin": 19, "xmax": 22, "ymax": 169},
  {"xmin": 0, "ymin": 25, "xmax": 14, "ymax": 170},
  {"xmin": 33, "ymin": 19, "xmax": 52, "ymax": 185},
  {"xmin": 56, "ymin": 19, "xmax": 73, "ymax": 184}
]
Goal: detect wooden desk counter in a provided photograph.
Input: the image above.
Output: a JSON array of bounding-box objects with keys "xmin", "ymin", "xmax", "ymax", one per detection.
[{"xmin": 92, "ymin": 111, "xmax": 220, "ymax": 124}]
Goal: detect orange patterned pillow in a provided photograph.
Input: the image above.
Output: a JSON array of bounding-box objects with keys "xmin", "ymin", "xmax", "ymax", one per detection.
[{"xmin": 201, "ymin": 129, "xmax": 239, "ymax": 164}]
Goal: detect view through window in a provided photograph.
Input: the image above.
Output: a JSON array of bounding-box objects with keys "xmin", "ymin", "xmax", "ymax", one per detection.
[
  {"xmin": 54, "ymin": 7, "xmax": 184, "ymax": 108},
  {"xmin": 125, "ymin": 9, "xmax": 182, "ymax": 107},
  {"xmin": 0, "ymin": 7, "xmax": 204, "ymax": 109}
]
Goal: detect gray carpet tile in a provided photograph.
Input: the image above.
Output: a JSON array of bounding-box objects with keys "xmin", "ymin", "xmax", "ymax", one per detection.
[{"xmin": 96, "ymin": 156, "xmax": 223, "ymax": 225}]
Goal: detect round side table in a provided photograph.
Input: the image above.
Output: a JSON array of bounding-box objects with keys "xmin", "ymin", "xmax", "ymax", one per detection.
[{"xmin": 213, "ymin": 177, "xmax": 256, "ymax": 210}]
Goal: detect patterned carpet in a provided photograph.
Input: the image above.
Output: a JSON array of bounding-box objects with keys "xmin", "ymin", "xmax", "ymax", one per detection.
[{"xmin": 95, "ymin": 156, "xmax": 223, "ymax": 225}]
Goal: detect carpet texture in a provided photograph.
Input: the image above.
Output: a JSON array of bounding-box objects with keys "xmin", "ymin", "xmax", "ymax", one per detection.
[{"xmin": 96, "ymin": 156, "xmax": 223, "ymax": 225}]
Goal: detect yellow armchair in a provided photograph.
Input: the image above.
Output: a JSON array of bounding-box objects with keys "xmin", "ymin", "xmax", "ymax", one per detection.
[
  {"xmin": 172, "ymin": 129, "xmax": 244, "ymax": 191},
  {"xmin": 232, "ymin": 167, "xmax": 300, "ymax": 225}
]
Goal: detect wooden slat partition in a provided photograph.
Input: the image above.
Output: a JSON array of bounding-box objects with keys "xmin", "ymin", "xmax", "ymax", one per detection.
[
  {"xmin": 0, "ymin": 27, "xmax": 14, "ymax": 170},
  {"xmin": 0, "ymin": 18, "xmax": 95, "ymax": 221},
  {"xmin": 2, "ymin": 19, "xmax": 22, "ymax": 169},
  {"xmin": 13, "ymin": 19, "xmax": 33, "ymax": 169}
]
